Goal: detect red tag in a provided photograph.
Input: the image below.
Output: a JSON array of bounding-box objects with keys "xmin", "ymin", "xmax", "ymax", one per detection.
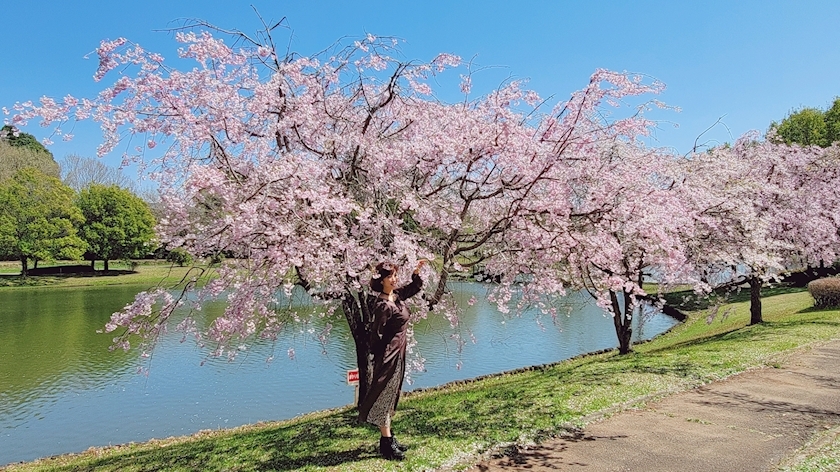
[{"xmin": 347, "ymin": 369, "xmax": 359, "ymax": 385}]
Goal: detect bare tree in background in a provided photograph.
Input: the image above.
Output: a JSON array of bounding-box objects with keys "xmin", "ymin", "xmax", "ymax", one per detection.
[
  {"xmin": 60, "ymin": 154, "xmax": 135, "ymax": 192},
  {"xmin": 60, "ymin": 155, "xmax": 163, "ymax": 216}
]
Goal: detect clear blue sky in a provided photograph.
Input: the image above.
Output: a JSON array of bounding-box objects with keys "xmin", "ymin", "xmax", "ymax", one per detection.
[{"xmin": 2, "ymin": 0, "xmax": 839, "ymax": 169}]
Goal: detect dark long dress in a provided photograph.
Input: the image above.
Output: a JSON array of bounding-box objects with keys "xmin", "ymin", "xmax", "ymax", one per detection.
[{"xmin": 358, "ymin": 273, "xmax": 423, "ymax": 425}]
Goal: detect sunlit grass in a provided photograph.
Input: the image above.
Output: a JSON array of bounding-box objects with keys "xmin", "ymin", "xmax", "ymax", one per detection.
[
  {"xmin": 3, "ymin": 288, "xmax": 840, "ymax": 471},
  {"xmin": 780, "ymin": 427, "xmax": 840, "ymax": 472},
  {"xmin": 0, "ymin": 261, "xmax": 206, "ymax": 289}
]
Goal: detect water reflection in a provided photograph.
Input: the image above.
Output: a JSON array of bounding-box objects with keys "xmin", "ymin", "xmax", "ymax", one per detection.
[
  {"xmin": 0, "ymin": 282, "xmax": 677, "ymax": 465},
  {"xmin": 1, "ymin": 287, "xmax": 137, "ymax": 410}
]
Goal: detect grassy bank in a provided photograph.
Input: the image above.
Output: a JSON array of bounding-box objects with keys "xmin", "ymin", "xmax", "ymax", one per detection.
[
  {"xmin": 0, "ymin": 261, "xmax": 205, "ymax": 289},
  {"xmin": 780, "ymin": 426, "xmax": 840, "ymax": 472},
  {"xmin": 3, "ymin": 288, "xmax": 839, "ymax": 471}
]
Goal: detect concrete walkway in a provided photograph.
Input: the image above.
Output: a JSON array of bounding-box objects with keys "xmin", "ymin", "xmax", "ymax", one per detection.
[{"xmin": 472, "ymin": 339, "xmax": 840, "ymax": 471}]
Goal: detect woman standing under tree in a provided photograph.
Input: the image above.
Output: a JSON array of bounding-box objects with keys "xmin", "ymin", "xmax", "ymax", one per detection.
[{"xmin": 358, "ymin": 259, "xmax": 426, "ymax": 460}]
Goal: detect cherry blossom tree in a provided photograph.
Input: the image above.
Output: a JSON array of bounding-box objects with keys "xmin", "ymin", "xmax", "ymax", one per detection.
[
  {"xmin": 495, "ymin": 138, "xmax": 700, "ymax": 354},
  {"xmin": 7, "ymin": 22, "xmax": 668, "ymax": 403},
  {"xmin": 679, "ymin": 135, "xmax": 839, "ymax": 324}
]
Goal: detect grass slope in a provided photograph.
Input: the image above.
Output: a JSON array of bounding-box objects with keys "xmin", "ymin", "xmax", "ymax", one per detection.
[{"xmin": 3, "ymin": 289, "xmax": 839, "ymax": 472}]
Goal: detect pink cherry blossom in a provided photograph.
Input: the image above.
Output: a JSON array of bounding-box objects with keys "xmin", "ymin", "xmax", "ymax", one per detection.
[{"xmin": 11, "ymin": 23, "xmax": 832, "ymax": 385}]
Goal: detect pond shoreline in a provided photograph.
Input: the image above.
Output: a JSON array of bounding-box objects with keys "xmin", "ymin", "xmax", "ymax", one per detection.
[
  {"xmin": 0, "ymin": 272, "xmax": 679, "ymax": 466},
  {"xmin": 3, "ymin": 289, "xmax": 837, "ymax": 471}
]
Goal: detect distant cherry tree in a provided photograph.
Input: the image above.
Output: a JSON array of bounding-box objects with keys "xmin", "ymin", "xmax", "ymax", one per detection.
[
  {"xmin": 500, "ymin": 138, "xmax": 700, "ymax": 354},
  {"xmin": 680, "ymin": 135, "xmax": 839, "ymax": 324}
]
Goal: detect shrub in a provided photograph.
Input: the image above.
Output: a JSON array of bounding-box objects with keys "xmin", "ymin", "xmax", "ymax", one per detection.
[
  {"xmin": 807, "ymin": 277, "xmax": 840, "ymax": 308},
  {"xmin": 122, "ymin": 259, "xmax": 139, "ymax": 271},
  {"xmin": 166, "ymin": 248, "xmax": 194, "ymax": 267},
  {"xmin": 208, "ymin": 252, "xmax": 225, "ymax": 265}
]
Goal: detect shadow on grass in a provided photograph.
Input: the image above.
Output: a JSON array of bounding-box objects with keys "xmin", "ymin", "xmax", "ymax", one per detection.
[
  {"xmin": 645, "ymin": 316, "xmax": 840, "ymax": 356},
  {"xmin": 551, "ymin": 314, "xmax": 840, "ymax": 386},
  {"xmin": 49, "ymin": 411, "xmax": 380, "ymax": 472},
  {"xmin": 0, "ymin": 271, "xmax": 136, "ymax": 287},
  {"xmin": 662, "ymin": 285, "xmax": 804, "ymax": 312},
  {"xmin": 48, "ymin": 400, "xmax": 519, "ymax": 471},
  {"xmin": 797, "ymin": 305, "xmax": 840, "ymax": 314}
]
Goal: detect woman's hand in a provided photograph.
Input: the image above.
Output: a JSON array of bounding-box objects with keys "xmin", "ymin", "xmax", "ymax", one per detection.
[{"xmin": 413, "ymin": 259, "xmax": 427, "ymax": 275}]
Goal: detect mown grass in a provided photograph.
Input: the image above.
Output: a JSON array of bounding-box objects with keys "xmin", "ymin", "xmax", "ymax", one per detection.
[
  {"xmin": 2, "ymin": 288, "xmax": 839, "ymax": 472},
  {"xmin": 0, "ymin": 261, "xmax": 206, "ymax": 289}
]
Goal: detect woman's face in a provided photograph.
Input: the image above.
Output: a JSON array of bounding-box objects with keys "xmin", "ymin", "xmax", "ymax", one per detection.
[{"xmin": 382, "ymin": 271, "xmax": 397, "ymax": 294}]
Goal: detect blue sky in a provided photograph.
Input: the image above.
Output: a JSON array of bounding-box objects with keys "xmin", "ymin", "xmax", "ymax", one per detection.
[{"xmin": 2, "ymin": 0, "xmax": 839, "ymax": 169}]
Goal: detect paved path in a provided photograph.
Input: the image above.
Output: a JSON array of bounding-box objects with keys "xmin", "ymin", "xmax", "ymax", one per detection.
[{"xmin": 472, "ymin": 339, "xmax": 840, "ymax": 472}]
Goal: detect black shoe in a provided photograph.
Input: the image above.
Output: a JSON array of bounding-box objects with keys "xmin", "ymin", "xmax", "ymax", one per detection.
[
  {"xmin": 392, "ymin": 435, "xmax": 408, "ymax": 452},
  {"xmin": 379, "ymin": 436, "xmax": 405, "ymax": 460}
]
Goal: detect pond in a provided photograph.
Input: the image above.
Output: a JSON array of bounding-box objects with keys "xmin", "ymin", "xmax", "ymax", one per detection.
[{"xmin": 0, "ymin": 282, "xmax": 678, "ymax": 465}]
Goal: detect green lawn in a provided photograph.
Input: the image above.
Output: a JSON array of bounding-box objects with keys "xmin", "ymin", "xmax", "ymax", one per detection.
[
  {"xmin": 3, "ymin": 288, "xmax": 839, "ymax": 471},
  {"xmin": 0, "ymin": 261, "xmax": 205, "ymax": 288}
]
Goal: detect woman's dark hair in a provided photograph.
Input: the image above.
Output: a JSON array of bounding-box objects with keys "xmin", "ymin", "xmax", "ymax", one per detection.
[{"xmin": 370, "ymin": 262, "xmax": 398, "ymax": 292}]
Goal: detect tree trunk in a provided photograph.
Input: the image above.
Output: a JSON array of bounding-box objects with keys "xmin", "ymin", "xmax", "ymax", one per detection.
[
  {"xmin": 610, "ymin": 290, "xmax": 633, "ymax": 355},
  {"xmin": 104, "ymin": 260, "xmax": 110, "ymax": 272},
  {"xmin": 20, "ymin": 256, "xmax": 28, "ymax": 278},
  {"xmin": 749, "ymin": 276, "xmax": 763, "ymax": 325},
  {"xmin": 342, "ymin": 292, "xmax": 375, "ymax": 409},
  {"xmin": 430, "ymin": 268, "xmax": 450, "ymax": 307},
  {"xmin": 91, "ymin": 259, "xmax": 96, "ymax": 270}
]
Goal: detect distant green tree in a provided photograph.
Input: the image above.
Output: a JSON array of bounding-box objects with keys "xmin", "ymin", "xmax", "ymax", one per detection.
[
  {"xmin": 823, "ymin": 98, "xmax": 840, "ymax": 145},
  {"xmin": 0, "ymin": 125, "xmax": 52, "ymax": 154},
  {"xmin": 770, "ymin": 107, "xmax": 827, "ymax": 147},
  {"xmin": 76, "ymin": 184, "xmax": 156, "ymax": 271},
  {"xmin": 0, "ymin": 137, "xmax": 60, "ymax": 181},
  {"xmin": 0, "ymin": 168, "xmax": 86, "ymax": 276},
  {"xmin": 769, "ymin": 98, "xmax": 840, "ymax": 147}
]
